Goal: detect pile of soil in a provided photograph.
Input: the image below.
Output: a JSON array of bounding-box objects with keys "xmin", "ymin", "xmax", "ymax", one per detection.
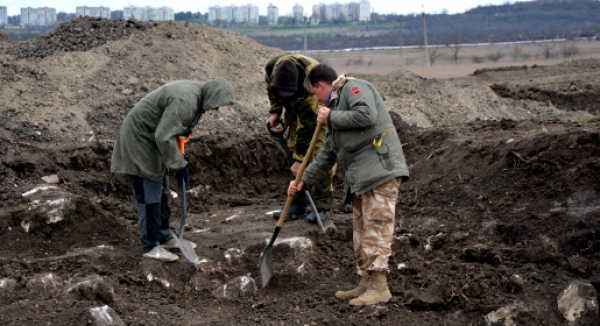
[
  {"xmin": 0, "ymin": 32, "xmax": 14, "ymax": 43},
  {"xmin": 1, "ymin": 17, "xmax": 600, "ymax": 325}
]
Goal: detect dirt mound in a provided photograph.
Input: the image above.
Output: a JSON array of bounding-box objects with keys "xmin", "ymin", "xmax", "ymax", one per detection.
[
  {"xmin": 0, "ymin": 32, "xmax": 15, "ymax": 43},
  {"xmin": 370, "ymin": 68, "xmax": 568, "ymax": 128},
  {"xmin": 0, "ymin": 18, "xmax": 281, "ymax": 144},
  {"xmin": 469, "ymin": 58, "xmax": 600, "ymax": 114},
  {"xmin": 472, "ymin": 63, "xmax": 540, "ymax": 75},
  {"xmin": 5, "ymin": 17, "xmax": 154, "ymax": 59}
]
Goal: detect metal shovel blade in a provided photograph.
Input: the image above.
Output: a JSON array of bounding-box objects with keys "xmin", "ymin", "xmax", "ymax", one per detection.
[
  {"xmin": 259, "ymin": 225, "xmax": 281, "ymax": 288},
  {"xmin": 175, "ymin": 181, "xmax": 199, "ymax": 264},
  {"xmin": 259, "ymin": 244, "xmax": 273, "ymax": 288},
  {"xmin": 170, "ymin": 230, "xmax": 199, "ymax": 264}
]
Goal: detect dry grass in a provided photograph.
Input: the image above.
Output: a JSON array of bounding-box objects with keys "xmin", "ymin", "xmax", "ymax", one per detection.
[{"xmin": 309, "ymin": 40, "xmax": 600, "ymax": 79}]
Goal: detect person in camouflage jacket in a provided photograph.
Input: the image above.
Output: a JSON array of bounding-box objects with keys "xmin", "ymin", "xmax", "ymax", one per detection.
[{"xmin": 265, "ymin": 53, "xmax": 334, "ymax": 223}]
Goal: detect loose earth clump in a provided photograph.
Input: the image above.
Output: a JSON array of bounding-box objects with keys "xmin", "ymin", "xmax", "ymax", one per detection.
[{"xmin": 1, "ymin": 17, "xmax": 600, "ymax": 326}]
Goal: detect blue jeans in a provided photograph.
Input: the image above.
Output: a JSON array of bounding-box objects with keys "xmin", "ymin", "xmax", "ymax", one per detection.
[{"xmin": 130, "ymin": 174, "xmax": 173, "ymax": 253}]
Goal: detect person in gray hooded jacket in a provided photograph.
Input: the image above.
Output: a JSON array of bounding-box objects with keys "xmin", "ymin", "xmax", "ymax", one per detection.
[{"xmin": 111, "ymin": 78, "xmax": 235, "ymax": 262}]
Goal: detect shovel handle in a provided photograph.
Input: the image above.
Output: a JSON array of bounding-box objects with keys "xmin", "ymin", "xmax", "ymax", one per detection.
[{"xmin": 275, "ymin": 122, "xmax": 324, "ymax": 228}]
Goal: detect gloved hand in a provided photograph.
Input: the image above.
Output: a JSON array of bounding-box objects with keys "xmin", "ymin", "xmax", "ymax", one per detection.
[
  {"xmin": 266, "ymin": 119, "xmax": 284, "ymax": 137},
  {"xmin": 176, "ymin": 167, "xmax": 190, "ymax": 189}
]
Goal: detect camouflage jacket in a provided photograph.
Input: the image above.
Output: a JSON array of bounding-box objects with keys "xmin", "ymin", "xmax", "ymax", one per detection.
[{"xmin": 265, "ymin": 53, "xmax": 324, "ymax": 162}]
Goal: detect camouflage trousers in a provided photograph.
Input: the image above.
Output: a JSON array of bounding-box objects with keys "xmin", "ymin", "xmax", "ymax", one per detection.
[{"xmin": 352, "ymin": 177, "xmax": 401, "ymax": 277}]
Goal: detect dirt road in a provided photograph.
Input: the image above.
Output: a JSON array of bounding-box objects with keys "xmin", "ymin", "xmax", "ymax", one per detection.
[{"xmin": 1, "ymin": 18, "xmax": 600, "ymax": 325}]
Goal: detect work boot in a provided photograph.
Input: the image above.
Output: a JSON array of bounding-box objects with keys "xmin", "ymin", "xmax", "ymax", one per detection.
[
  {"xmin": 348, "ymin": 272, "xmax": 392, "ymax": 305},
  {"xmin": 306, "ymin": 210, "xmax": 327, "ymax": 224},
  {"xmin": 335, "ymin": 276, "xmax": 370, "ymax": 299},
  {"xmin": 143, "ymin": 246, "xmax": 178, "ymax": 262},
  {"xmin": 272, "ymin": 204, "xmax": 306, "ymax": 220},
  {"xmin": 162, "ymin": 238, "xmax": 197, "ymax": 249}
]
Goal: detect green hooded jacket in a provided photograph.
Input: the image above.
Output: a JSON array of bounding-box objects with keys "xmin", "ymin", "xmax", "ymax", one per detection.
[
  {"xmin": 110, "ymin": 78, "xmax": 235, "ymax": 183},
  {"xmin": 302, "ymin": 77, "xmax": 409, "ymax": 204}
]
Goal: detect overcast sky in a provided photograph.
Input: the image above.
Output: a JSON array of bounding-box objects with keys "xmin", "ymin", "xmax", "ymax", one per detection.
[{"xmin": 4, "ymin": 0, "xmax": 534, "ymax": 17}]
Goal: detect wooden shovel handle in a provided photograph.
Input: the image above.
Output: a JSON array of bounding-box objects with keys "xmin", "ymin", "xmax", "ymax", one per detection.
[{"xmin": 276, "ymin": 122, "xmax": 324, "ymax": 227}]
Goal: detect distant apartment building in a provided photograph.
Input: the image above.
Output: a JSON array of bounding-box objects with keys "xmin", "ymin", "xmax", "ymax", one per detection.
[
  {"xmin": 76, "ymin": 6, "xmax": 110, "ymax": 19},
  {"xmin": 312, "ymin": 0, "xmax": 369, "ymax": 23},
  {"xmin": 147, "ymin": 7, "xmax": 174, "ymax": 21},
  {"xmin": 267, "ymin": 4, "xmax": 278, "ymax": 25},
  {"xmin": 0, "ymin": 6, "xmax": 7, "ymax": 27},
  {"xmin": 292, "ymin": 4, "xmax": 304, "ymax": 22},
  {"xmin": 208, "ymin": 6, "xmax": 222, "ymax": 22},
  {"xmin": 358, "ymin": 0, "xmax": 371, "ymax": 22},
  {"xmin": 208, "ymin": 4, "xmax": 258, "ymax": 25},
  {"xmin": 20, "ymin": 7, "xmax": 57, "ymax": 28},
  {"xmin": 123, "ymin": 6, "xmax": 174, "ymax": 22}
]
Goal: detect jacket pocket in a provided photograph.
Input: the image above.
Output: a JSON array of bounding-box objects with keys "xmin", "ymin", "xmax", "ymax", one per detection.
[{"xmin": 376, "ymin": 144, "xmax": 394, "ymax": 171}]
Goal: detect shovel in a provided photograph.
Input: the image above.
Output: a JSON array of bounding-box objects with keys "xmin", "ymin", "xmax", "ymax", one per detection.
[
  {"xmin": 260, "ymin": 122, "xmax": 323, "ymax": 288},
  {"xmin": 269, "ymin": 124, "xmax": 326, "ymax": 234},
  {"xmin": 170, "ymin": 179, "xmax": 200, "ymax": 264}
]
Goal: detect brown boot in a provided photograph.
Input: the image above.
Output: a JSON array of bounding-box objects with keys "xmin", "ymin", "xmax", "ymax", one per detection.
[
  {"xmin": 335, "ymin": 276, "xmax": 370, "ymax": 299},
  {"xmin": 348, "ymin": 272, "xmax": 392, "ymax": 305}
]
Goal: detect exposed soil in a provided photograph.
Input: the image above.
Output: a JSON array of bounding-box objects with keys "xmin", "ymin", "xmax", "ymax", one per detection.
[{"xmin": 1, "ymin": 17, "xmax": 600, "ymax": 326}]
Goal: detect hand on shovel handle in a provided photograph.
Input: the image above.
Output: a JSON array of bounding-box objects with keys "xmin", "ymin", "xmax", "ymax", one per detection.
[
  {"xmin": 275, "ymin": 122, "xmax": 323, "ymax": 228},
  {"xmin": 288, "ymin": 180, "xmax": 304, "ymax": 196}
]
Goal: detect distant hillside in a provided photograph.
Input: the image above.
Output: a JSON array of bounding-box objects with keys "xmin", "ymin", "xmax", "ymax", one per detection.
[{"xmin": 245, "ymin": 0, "xmax": 600, "ymax": 51}]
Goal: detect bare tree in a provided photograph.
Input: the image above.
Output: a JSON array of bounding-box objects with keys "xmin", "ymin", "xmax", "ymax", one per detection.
[
  {"xmin": 428, "ymin": 47, "xmax": 443, "ymax": 65},
  {"xmin": 560, "ymin": 42, "xmax": 580, "ymax": 58},
  {"xmin": 447, "ymin": 32, "xmax": 465, "ymax": 64},
  {"xmin": 511, "ymin": 44, "xmax": 523, "ymax": 61},
  {"xmin": 487, "ymin": 50, "xmax": 504, "ymax": 62},
  {"xmin": 537, "ymin": 42, "xmax": 556, "ymax": 60}
]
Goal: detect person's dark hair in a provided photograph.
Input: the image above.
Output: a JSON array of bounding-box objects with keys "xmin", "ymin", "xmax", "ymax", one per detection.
[{"xmin": 306, "ymin": 64, "xmax": 338, "ymax": 87}]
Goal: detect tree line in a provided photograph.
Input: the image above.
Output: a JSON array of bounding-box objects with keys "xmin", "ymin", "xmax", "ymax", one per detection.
[{"xmin": 250, "ymin": 0, "xmax": 600, "ymax": 51}]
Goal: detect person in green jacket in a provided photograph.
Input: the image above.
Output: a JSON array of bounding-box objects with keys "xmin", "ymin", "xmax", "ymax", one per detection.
[
  {"xmin": 111, "ymin": 78, "xmax": 235, "ymax": 262},
  {"xmin": 288, "ymin": 64, "xmax": 409, "ymax": 305},
  {"xmin": 265, "ymin": 53, "xmax": 334, "ymax": 223}
]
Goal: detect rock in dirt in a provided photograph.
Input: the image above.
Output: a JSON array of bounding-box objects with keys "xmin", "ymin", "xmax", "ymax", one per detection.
[
  {"xmin": 20, "ymin": 185, "xmax": 73, "ymax": 230},
  {"xmin": 190, "ymin": 273, "xmax": 213, "ymax": 292},
  {"xmin": 87, "ymin": 305, "xmax": 125, "ymax": 326},
  {"xmin": 557, "ymin": 280, "xmax": 599, "ymax": 325},
  {"xmin": 484, "ymin": 301, "xmax": 529, "ymax": 326},
  {"xmin": 63, "ymin": 275, "xmax": 115, "ymax": 305},
  {"xmin": 0, "ymin": 278, "xmax": 17, "ymax": 292},
  {"xmin": 41, "ymin": 174, "xmax": 60, "ymax": 184},
  {"xmin": 211, "ymin": 275, "xmax": 257, "ymax": 298},
  {"xmin": 26, "ymin": 273, "xmax": 63, "ymax": 299},
  {"xmin": 140, "ymin": 260, "xmax": 175, "ymax": 290},
  {"xmin": 406, "ymin": 282, "xmax": 449, "ymax": 306},
  {"xmin": 365, "ymin": 305, "xmax": 389, "ymax": 318},
  {"xmin": 504, "ymin": 274, "xmax": 524, "ymax": 293}
]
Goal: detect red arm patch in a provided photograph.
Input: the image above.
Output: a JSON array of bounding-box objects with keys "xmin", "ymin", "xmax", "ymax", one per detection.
[{"xmin": 351, "ymin": 86, "xmax": 362, "ymax": 95}]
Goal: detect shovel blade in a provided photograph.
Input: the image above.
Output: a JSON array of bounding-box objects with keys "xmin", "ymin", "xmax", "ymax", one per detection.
[
  {"xmin": 259, "ymin": 245, "xmax": 273, "ymax": 288},
  {"xmin": 170, "ymin": 230, "xmax": 199, "ymax": 264}
]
